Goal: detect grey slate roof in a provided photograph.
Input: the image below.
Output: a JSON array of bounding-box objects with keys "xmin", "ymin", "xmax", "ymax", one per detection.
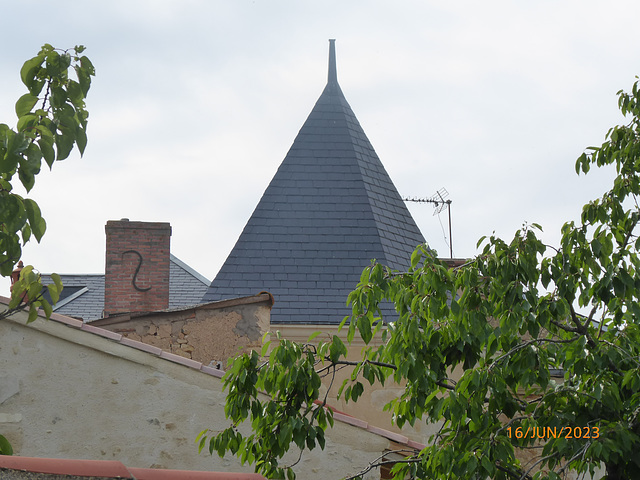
[
  {"xmin": 42, "ymin": 274, "xmax": 105, "ymax": 321},
  {"xmin": 41, "ymin": 254, "xmax": 210, "ymax": 322},
  {"xmin": 202, "ymin": 40, "xmax": 426, "ymax": 325},
  {"xmin": 168, "ymin": 254, "xmax": 212, "ymax": 308}
]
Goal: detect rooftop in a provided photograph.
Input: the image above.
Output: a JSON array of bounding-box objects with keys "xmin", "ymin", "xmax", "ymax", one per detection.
[
  {"xmin": 41, "ymin": 254, "xmax": 210, "ymax": 322},
  {"xmin": 203, "ymin": 40, "xmax": 425, "ymax": 324}
]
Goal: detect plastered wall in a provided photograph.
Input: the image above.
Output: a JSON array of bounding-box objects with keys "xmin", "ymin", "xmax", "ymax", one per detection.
[{"xmin": 0, "ymin": 312, "xmax": 387, "ymax": 479}]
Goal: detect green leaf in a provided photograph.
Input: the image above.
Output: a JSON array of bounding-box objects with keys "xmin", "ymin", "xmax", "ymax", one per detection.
[
  {"xmin": 24, "ymin": 199, "xmax": 46, "ymax": 242},
  {"xmin": 357, "ymin": 314, "xmax": 372, "ymax": 344},
  {"xmin": 51, "ymin": 273, "xmax": 63, "ymax": 292},
  {"xmin": 41, "ymin": 299, "xmax": 53, "ymax": 319},
  {"xmin": 47, "ymin": 282, "xmax": 62, "ymax": 305},
  {"xmin": 20, "ymin": 54, "xmax": 45, "ymax": 94},
  {"xmin": 66, "ymin": 80, "xmax": 84, "ymax": 107},
  {"xmin": 15, "ymin": 93, "xmax": 39, "ymax": 118},
  {"xmin": 450, "ymin": 298, "xmax": 460, "ymax": 315},
  {"xmin": 16, "ymin": 114, "xmax": 38, "ymax": 133},
  {"xmin": 410, "ymin": 247, "xmax": 421, "ymax": 269},
  {"xmin": 260, "ymin": 339, "xmax": 271, "ymax": 358},
  {"xmin": 0, "ymin": 435, "xmax": 13, "ymax": 455},
  {"xmin": 328, "ymin": 335, "xmax": 346, "ymax": 362},
  {"xmin": 307, "ymin": 331, "xmax": 321, "ymax": 342},
  {"xmin": 350, "ymin": 382, "xmax": 364, "ymax": 401},
  {"xmin": 55, "ymin": 130, "xmax": 75, "ymax": 160},
  {"xmin": 27, "ymin": 304, "xmax": 38, "ymax": 323},
  {"xmin": 38, "ymin": 136, "xmax": 55, "ymax": 168},
  {"xmin": 21, "ymin": 222, "xmax": 32, "ymax": 244},
  {"xmin": 75, "ymin": 126, "xmax": 87, "ymax": 156}
]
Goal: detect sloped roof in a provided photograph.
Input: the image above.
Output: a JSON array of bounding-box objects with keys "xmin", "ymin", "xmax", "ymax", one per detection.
[
  {"xmin": 202, "ymin": 40, "xmax": 425, "ymax": 324},
  {"xmin": 41, "ymin": 254, "xmax": 210, "ymax": 322},
  {"xmin": 168, "ymin": 254, "xmax": 211, "ymax": 308}
]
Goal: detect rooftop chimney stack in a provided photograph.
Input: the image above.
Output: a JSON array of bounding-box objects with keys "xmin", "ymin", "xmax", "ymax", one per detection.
[{"xmin": 104, "ymin": 219, "xmax": 171, "ymax": 317}]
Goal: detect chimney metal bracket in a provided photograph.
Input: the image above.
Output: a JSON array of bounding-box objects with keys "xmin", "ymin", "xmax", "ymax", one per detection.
[{"xmin": 122, "ymin": 250, "xmax": 152, "ymax": 292}]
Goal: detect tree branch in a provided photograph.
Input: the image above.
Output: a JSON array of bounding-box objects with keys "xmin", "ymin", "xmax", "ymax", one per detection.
[
  {"xmin": 341, "ymin": 450, "xmax": 422, "ymax": 480},
  {"xmin": 327, "ymin": 358, "xmax": 458, "ymax": 393},
  {"xmin": 488, "ymin": 336, "xmax": 580, "ymax": 372},
  {"xmin": 519, "ymin": 451, "xmax": 558, "ymax": 480},
  {"xmin": 0, "ymin": 303, "xmax": 29, "ymax": 322}
]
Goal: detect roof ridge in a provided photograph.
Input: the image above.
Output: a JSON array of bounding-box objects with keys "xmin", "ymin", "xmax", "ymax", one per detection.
[
  {"xmin": 42, "ymin": 273, "xmax": 105, "ymax": 277},
  {"xmin": 170, "ymin": 253, "xmax": 210, "ymax": 285}
]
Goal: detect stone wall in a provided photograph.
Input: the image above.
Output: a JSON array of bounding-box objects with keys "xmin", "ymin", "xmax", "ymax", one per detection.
[{"xmin": 93, "ymin": 295, "xmax": 271, "ymax": 368}]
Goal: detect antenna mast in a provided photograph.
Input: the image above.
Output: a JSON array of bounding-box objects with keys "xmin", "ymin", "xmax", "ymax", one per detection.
[{"xmin": 403, "ymin": 188, "xmax": 453, "ymax": 259}]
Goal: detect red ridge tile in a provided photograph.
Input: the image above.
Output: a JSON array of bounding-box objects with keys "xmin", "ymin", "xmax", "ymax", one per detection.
[
  {"xmin": 366, "ymin": 424, "xmax": 409, "ymax": 445},
  {"xmin": 201, "ymin": 364, "xmax": 225, "ymax": 378},
  {"xmin": 332, "ymin": 411, "xmax": 368, "ymax": 429},
  {"xmin": 80, "ymin": 323, "xmax": 123, "ymax": 341},
  {"xmin": 159, "ymin": 350, "xmax": 203, "ymax": 370},
  {"xmin": 129, "ymin": 467, "xmax": 266, "ymax": 479},
  {"xmin": 0, "ymin": 456, "xmax": 131, "ymax": 477},
  {"xmin": 119, "ymin": 337, "xmax": 164, "ymax": 356}
]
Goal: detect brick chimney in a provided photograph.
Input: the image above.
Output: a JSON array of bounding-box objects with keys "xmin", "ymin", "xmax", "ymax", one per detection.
[{"xmin": 104, "ymin": 219, "xmax": 172, "ymax": 317}]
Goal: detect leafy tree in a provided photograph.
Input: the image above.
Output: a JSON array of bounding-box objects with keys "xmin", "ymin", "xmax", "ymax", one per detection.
[
  {"xmin": 0, "ymin": 45, "xmax": 94, "ymax": 455},
  {"xmin": 0, "ymin": 46, "xmax": 94, "ymax": 458},
  {"xmin": 0, "ymin": 44, "xmax": 94, "ymax": 324},
  {"xmin": 200, "ymin": 78, "xmax": 640, "ymax": 480}
]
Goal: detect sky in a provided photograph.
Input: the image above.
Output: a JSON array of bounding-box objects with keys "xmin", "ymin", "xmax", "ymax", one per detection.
[{"xmin": 1, "ymin": 1, "xmax": 639, "ymax": 296}]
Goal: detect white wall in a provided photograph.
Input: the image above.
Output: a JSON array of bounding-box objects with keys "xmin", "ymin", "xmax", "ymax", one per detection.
[{"xmin": 0, "ymin": 310, "xmax": 388, "ymax": 479}]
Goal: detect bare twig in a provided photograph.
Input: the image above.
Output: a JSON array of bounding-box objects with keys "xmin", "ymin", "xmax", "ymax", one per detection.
[{"xmin": 341, "ymin": 450, "xmax": 422, "ymax": 480}]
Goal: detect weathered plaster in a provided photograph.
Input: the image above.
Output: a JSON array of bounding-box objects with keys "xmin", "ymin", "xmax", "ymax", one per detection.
[
  {"xmin": 0, "ymin": 310, "xmax": 387, "ymax": 479},
  {"xmin": 93, "ymin": 298, "xmax": 271, "ymax": 369}
]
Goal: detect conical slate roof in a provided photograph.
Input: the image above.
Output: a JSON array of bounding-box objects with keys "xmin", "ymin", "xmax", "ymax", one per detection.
[{"xmin": 202, "ymin": 40, "xmax": 425, "ymax": 324}]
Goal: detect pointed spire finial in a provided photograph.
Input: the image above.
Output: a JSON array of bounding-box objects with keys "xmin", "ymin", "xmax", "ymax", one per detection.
[{"xmin": 328, "ymin": 39, "xmax": 337, "ymax": 84}]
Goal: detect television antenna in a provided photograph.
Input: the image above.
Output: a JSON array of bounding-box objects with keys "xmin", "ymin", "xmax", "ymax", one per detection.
[{"xmin": 403, "ymin": 188, "xmax": 453, "ymax": 259}]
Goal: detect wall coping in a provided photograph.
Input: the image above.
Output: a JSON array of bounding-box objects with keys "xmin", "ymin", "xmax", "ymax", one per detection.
[{"xmin": 0, "ymin": 455, "xmax": 266, "ymax": 479}]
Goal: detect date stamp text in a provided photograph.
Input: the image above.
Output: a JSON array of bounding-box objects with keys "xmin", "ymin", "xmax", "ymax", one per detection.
[{"xmin": 506, "ymin": 425, "xmax": 599, "ymax": 440}]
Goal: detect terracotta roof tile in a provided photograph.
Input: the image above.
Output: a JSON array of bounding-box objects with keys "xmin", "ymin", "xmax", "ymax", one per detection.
[
  {"xmin": 407, "ymin": 439, "xmax": 427, "ymax": 450},
  {"xmin": 129, "ymin": 467, "xmax": 265, "ymax": 479},
  {"xmin": 119, "ymin": 336, "xmax": 164, "ymax": 356},
  {"xmin": 201, "ymin": 364, "xmax": 225, "ymax": 378},
  {"xmin": 366, "ymin": 424, "xmax": 409, "ymax": 445},
  {"xmin": 0, "ymin": 455, "xmax": 266, "ymax": 479},
  {"xmin": 80, "ymin": 323, "xmax": 123, "ymax": 341},
  {"xmin": 159, "ymin": 350, "xmax": 203, "ymax": 370},
  {"xmin": 0, "ymin": 456, "xmax": 131, "ymax": 477},
  {"xmin": 332, "ymin": 411, "xmax": 368, "ymax": 429}
]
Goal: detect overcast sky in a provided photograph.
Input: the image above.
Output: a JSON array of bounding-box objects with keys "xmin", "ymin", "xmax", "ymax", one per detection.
[{"xmin": 1, "ymin": 1, "xmax": 639, "ymax": 296}]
